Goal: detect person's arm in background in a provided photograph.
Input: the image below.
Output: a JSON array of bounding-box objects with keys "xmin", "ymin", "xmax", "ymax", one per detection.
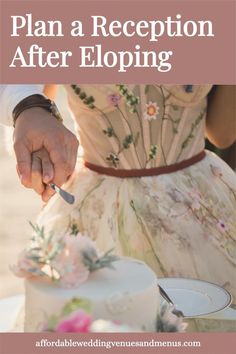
[
  {"xmin": 0, "ymin": 85, "xmax": 79, "ymax": 202},
  {"xmin": 0, "ymin": 85, "xmax": 44, "ymax": 125},
  {"xmin": 43, "ymin": 84, "xmax": 58, "ymax": 100},
  {"xmin": 206, "ymin": 85, "xmax": 236, "ymax": 149}
]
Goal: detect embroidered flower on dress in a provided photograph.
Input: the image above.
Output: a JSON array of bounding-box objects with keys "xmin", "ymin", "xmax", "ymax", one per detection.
[
  {"xmin": 210, "ymin": 165, "xmax": 223, "ymax": 177},
  {"xmin": 170, "ymin": 189, "xmax": 185, "ymax": 203},
  {"xmin": 106, "ymin": 153, "xmax": 119, "ymax": 167},
  {"xmin": 191, "ymin": 199, "xmax": 201, "ymax": 211},
  {"xmin": 188, "ymin": 189, "xmax": 202, "ymax": 210},
  {"xmin": 217, "ymin": 220, "xmax": 228, "ymax": 233},
  {"xmin": 144, "ymin": 102, "xmax": 160, "ymax": 121},
  {"xmin": 107, "ymin": 93, "xmax": 122, "ymax": 107}
]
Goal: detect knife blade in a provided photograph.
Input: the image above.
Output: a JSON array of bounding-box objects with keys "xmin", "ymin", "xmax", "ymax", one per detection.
[
  {"xmin": 49, "ymin": 183, "xmax": 75, "ymax": 204},
  {"xmin": 159, "ymin": 285, "xmax": 174, "ymax": 305},
  {"xmin": 158, "ymin": 284, "xmax": 185, "ymax": 317}
]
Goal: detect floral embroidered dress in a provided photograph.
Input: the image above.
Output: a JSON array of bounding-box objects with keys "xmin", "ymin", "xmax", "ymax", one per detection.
[{"xmin": 38, "ymin": 85, "xmax": 236, "ymax": 301}]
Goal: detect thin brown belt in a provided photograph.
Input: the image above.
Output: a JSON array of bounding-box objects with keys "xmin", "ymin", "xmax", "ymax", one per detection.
[{"xmin": 84, "ymin": 150, "xmax": 206, "ymax": 178}]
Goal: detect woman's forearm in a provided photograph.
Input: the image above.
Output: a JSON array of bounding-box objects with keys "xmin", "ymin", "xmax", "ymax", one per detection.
[
  {"xmin": 206, "ymin": 85, "xmax": 236, "ymax": 149},
  {"xmin": 43, "ymin": 84, "xmax": 58, "ymax": 100}
]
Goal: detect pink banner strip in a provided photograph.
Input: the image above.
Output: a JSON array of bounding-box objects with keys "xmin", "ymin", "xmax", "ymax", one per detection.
[
  {"xmin": 0, "ymin": 0, "xmax": 235, "ymax": 83},
  {"xmin": 1, "ymin": 333, "xmax": 236, "ymax": 354}
]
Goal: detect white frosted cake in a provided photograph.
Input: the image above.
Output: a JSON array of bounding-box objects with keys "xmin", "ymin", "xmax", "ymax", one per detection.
[
  {"xmin": 13, "ymin": 226, "xmax": 160, "ymax": 332},
  {"xmin": 24, "ymin": 258, "xmax": 159, "ymax": 332}
]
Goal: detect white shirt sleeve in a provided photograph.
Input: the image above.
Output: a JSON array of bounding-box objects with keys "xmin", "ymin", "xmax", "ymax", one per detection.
[{"xmin": 0, "ymin": 85, "xmax": 44, "ymax": 126}]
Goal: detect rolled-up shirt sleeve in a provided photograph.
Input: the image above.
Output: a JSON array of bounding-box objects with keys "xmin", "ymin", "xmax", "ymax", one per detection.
[{"xmin": 0, "ymin": 85, "xmax": 44, "ymax": 126}]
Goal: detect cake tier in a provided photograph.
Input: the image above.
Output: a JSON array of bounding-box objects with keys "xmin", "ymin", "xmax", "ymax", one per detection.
[{"xmin": 24, "ymin": 258, "xmax": 159, "ymax": 331}]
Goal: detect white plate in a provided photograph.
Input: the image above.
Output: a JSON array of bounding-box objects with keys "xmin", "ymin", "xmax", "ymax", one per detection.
[
  {"xmin": 158, "ymin": 278, "xmax": 232, "ymax": 318},
  {"xmin": 0, "ymin": 295, "xmax": 24, "ymax": 332}
]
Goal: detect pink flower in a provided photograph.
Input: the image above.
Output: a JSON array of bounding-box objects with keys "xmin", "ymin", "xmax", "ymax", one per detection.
[
  {"xmin": 210, "ymin": 165, "xmax": 222, "ymax": 177},
  {"xmin": 191, "ymin": 199, "xmax": 201, "ymax": 210},
  {"xmin": 12, "ymin": 228, "xmax": 100, "ymax": 287},
  {"xmin": 55, "ymin": 310, "xmax": 92, "ymax": 332},
  {"xmin": 188, "ymin": 189, "xmax": 202, "ymax": 210},
  {"xmin": 52, "ymin": 253, "xmax": 88, "ymax": 288},
  {"xmin": 170, "ymin": 190, "xmax": 184, "ymax": 203},
  {"xmin": 188, "ymin": 189, "xmax": 202, "ymax": 200},
  {"xmin": 107, "ymin": 93, "xmax": 121, "ymax": 106},
  {"xmin": 51, "ymin": 233, "xmax": 96, "ymax": 287},
  {"xmin": 144, "ymin": 102, "xmax": 160, "ymax": 121},
  {"xmin": 11, "ymin": 250, "xmax": 41, "ymax": 279},
  {"xmin": 217, "ymin": 220, "xmax": 228, "ymax": 233}
]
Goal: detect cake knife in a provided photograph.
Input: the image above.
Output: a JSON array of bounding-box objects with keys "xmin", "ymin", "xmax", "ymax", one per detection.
[
  {"xmin": 158, "ymin": 285, "xmax": 185, "ymax": 317},
  {"xmin": 48, "ymin": 183, "xmax": 75, "ymax": 204}
]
